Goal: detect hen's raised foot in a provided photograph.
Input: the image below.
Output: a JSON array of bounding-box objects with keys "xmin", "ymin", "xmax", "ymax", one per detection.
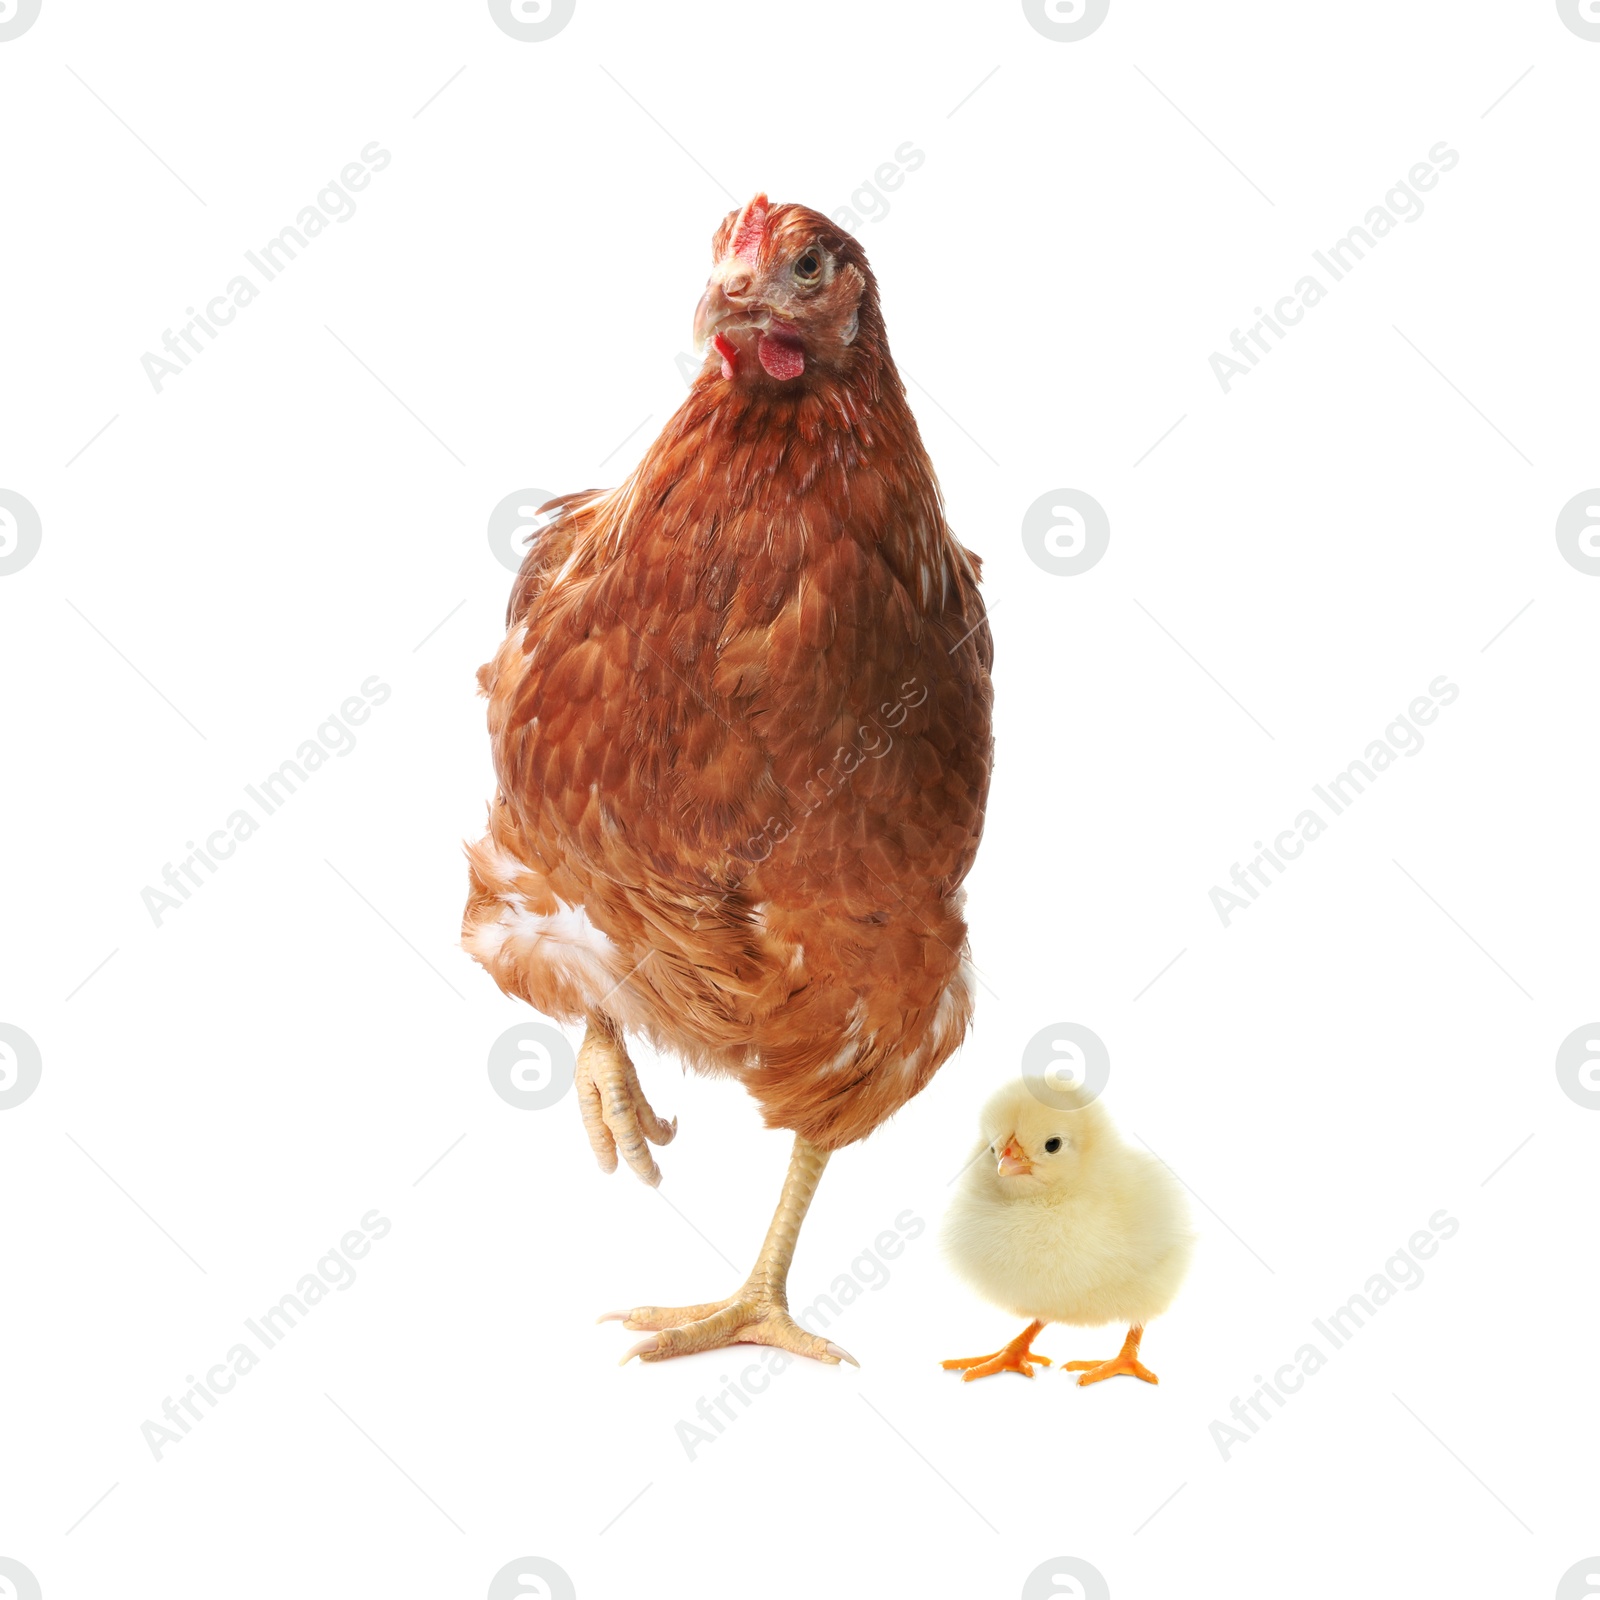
[
  {"xmin": 601, "ymin": 1297, "xmax": 857, "ymax": 1367},
  {"xmin": 942, "ymin": 1320, "xmax": 1050, "ymax": 1382},
  {"xmin": 575, "ymin": 1019, "xmax": 675, "ymax": 1186},
  {"xmin": 1064, "ymin": 1325, "xmax": 1158, "ymax": 1386}
]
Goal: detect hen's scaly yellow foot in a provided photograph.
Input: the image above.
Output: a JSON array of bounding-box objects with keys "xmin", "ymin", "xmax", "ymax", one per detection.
[
  {"xmin": 941, "ymin": 1320, "xmax": 1051, "ymax": 1382},
  {"xmin": 598, "ymin": 1136, "xmax": 850, "ymax": 1368},
  {"xmin": 575, "ymin": 1018, "xmax": 675, "ymax": 1186},
  {"xmin": 1064, "ymin": 1324, "xmax": 1158, "ymax": 1386},
  {"xmin": 599, "ymin": 1298, "xmax": 858, "ymax": 1367}
]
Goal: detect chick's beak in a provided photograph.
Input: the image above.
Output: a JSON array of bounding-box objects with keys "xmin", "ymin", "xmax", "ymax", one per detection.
[{"xmin": 997, "ymin": 1137, "xmax": 1033, "ymax": 1178}]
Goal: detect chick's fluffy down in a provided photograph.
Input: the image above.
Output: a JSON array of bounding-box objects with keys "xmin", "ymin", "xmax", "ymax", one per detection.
[{"xmin": 942, "ymin": 1079, "xmax": 1194, "ymax": 1329}]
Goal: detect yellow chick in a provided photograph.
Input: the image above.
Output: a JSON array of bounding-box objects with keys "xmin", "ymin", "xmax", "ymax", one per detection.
[{"xmin": 940, "ymin": 1077, "xmax": 1194, "ymax": 1383}]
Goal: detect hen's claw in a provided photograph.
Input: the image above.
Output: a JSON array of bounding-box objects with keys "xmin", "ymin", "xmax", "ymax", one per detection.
[
  {"xmin": 576, "ymin": 1021, "xmax": 676, "ymax": 1186},
  {"xmin": 613, "ymin": 1295, "xmax": 852, "ymax": 1366}
]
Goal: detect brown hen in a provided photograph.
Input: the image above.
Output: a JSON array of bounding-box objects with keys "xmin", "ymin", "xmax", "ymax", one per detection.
[{"xmin": 463, "ymin": 194, "xmax": 993, "ymax": 1367}]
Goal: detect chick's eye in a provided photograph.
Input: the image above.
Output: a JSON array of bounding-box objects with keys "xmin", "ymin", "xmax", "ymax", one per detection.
[
  {"xmin": 1044, "ymin": 1137, "xmax": 1063, "ymax": 1154},
  {"xmin": 794, "ymin": 251, "xmax": 821, "ymax": 283}
]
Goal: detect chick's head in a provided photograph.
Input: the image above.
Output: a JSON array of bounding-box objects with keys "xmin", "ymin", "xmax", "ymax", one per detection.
[{"xmin": 973, "ymin": 1077, "xmax": 1113, "ymax": 1197}]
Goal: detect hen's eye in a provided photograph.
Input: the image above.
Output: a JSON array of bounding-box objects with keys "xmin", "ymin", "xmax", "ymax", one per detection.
[
  {"xmin": 794, "ymin": 251, "xmax": 822, "ymax": 283},
  {"xmin": 1044, "ymin": 1137, "xmax": 1062, "ymax": 1154}
]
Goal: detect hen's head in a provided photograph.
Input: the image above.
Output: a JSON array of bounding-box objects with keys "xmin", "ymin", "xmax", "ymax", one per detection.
[{"xmin": 692, "ymin": 194, "xmax": 877, "ymax": 387}]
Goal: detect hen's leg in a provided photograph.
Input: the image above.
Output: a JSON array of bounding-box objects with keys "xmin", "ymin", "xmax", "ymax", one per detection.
[
  {"xmin": 575, "ymin": 1016, "xmax": 676, "ymax": 1186},
  {"xmin": 941, "ymin": 1321, "xmax": 1052, "ymax": 1382},
  {"xmin": 1064, "ymin": 1324, "xmax": 1159, "ymax": 1385},
  {"xmin": 600, "ymin": 1135, "xmax": 858, "ymax": 1367}
]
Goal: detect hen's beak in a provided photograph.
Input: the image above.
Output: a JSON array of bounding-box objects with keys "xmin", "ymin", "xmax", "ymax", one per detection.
[
  {"xmin": 997, "ymin": 1137, "xmax": 1033, "ymax": 1178},
  {"xmin": 693, "ymin": 279, "xmax": 748, "ymax": 379},
  {"xmin": 692, "ymin": 282, "xmax": 724, "ymax": 352},
  {"xmin": 693, "ymin": 260, "xmax": 805, "ymax": 382},
  {"xmin": 693, "ymin": 278, "xmax": 751, "ymax": 352}
]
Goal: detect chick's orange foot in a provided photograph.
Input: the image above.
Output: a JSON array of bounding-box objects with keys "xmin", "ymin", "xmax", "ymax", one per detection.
[
  {"xmin": 1064, "ymin": 1325, "xmax": 1158, "ymax": 1386},
  {"xmin": 942, "ymin": 1320, "xmax": 1052, "ymax": 1382}
]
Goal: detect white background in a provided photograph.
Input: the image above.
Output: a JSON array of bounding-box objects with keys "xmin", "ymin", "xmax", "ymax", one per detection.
[{"xmin": 2, "ymin": 2, "xmax": 1597, "ymax": 1597}]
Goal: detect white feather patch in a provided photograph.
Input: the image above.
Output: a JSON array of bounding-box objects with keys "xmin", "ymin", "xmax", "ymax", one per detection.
[{"xmin": 467, "ymin": 894, "xmax": 620, "ymax": 995}]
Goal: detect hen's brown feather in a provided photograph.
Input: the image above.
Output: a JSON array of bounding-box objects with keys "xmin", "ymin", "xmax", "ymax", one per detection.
[{"xmin": 464, "ymin": 205, "xmax": 992, "ymax": 1149}]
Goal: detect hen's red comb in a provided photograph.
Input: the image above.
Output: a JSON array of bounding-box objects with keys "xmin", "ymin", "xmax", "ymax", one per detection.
[{"xmin": 728, "ymin": 193, "xmax": 769, "ymax": 265}]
